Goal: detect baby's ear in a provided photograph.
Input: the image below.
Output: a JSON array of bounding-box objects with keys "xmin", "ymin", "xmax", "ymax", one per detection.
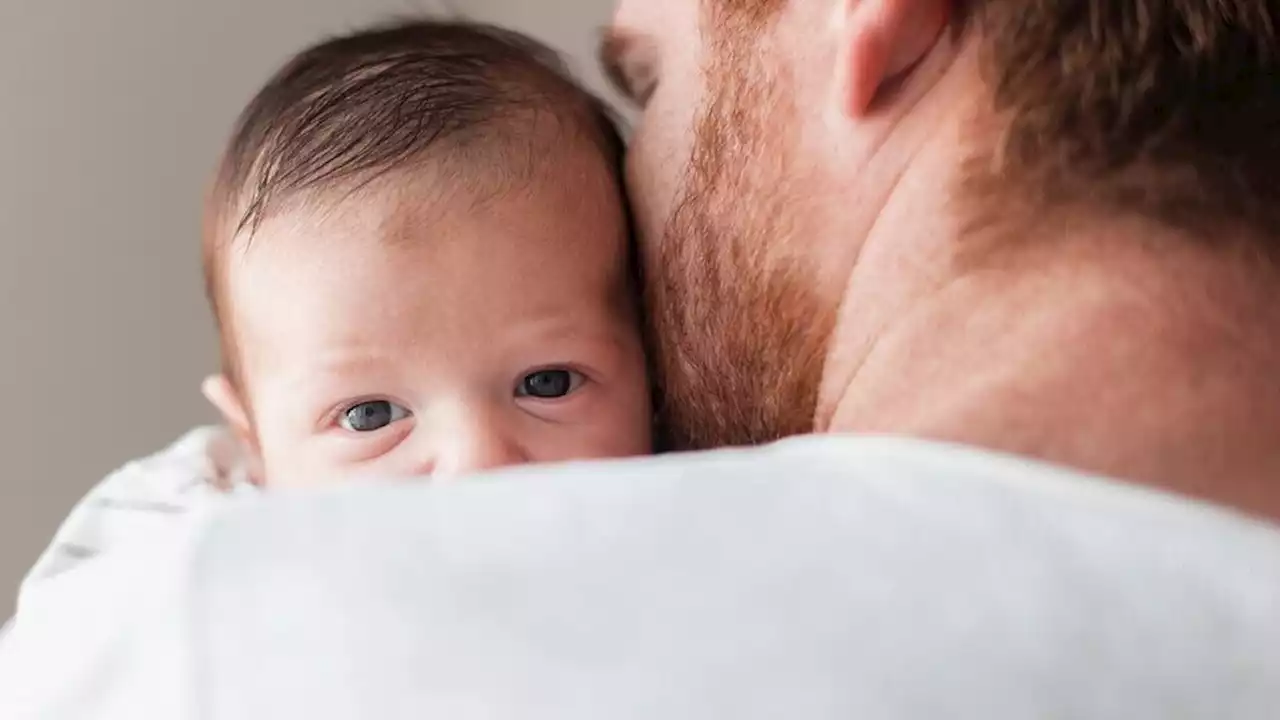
[
  {"xmin": 202, "ymin": 374, "xmax": 250, "ymax": 436},
  {"xmin": 201, "ymin": 374, "xmax": 265, "ymax": 486}
]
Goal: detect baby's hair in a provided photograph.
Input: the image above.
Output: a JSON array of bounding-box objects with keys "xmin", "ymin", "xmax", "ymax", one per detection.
[{"xmin": 203, "ymin": 18, "xmax": 627, "ymax": 387}]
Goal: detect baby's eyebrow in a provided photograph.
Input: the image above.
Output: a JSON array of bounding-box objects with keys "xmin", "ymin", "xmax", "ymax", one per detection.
[{"xmin": 269, "ymin": 351, "xmax": 394, "ymax": 388}]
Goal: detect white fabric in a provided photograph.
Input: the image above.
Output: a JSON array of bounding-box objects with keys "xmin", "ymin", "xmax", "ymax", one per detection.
[
  {"xmin": 14, "ymin": 427, "xmax": 253, "ymax": 594},
  {"xmin": 2, "ymin": 434, "xmax": 1279, "ymax": 719},
  {"xmin": 0, "ymin": 427, "xmax": 257, "ymax": 716}
]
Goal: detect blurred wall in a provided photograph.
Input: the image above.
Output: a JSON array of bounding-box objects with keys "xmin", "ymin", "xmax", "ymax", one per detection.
[
  {"xmin": 0, "ymin": 0, "xmax": 615, "ymax": 617},
  {"xmin": 458, "ymin": 0, "xmax": 623, "ymax": 102}
]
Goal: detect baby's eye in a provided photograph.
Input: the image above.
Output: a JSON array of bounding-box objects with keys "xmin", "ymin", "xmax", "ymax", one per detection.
[
  {"xmin": 339, "ymin": 400, "xmax": 411, "ymax": 432},
  {"xmin": 516, "ymin": 369, "xmax": 585, "ymax": 399}
]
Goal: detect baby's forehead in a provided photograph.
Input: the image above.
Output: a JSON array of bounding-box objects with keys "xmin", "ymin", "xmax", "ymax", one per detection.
[
  {"xmin": 228, "ymin": 141, "xmax": 630, "ymax": 305},
  {"xmin": 226, "ymin": 159, "xmax": 636, "ymax": 383},
  {"xmin": 237, "ymin": 131, "xmax": 623, "ymax": 252}
]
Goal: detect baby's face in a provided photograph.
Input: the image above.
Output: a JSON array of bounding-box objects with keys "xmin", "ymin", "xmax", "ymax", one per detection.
[{"xmin": 227, "ymin": 153, "xmax": 651, "ymax": 487}]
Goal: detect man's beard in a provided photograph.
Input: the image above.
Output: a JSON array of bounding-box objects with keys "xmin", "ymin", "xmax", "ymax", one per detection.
[{"xmin": 644, "ymin": 38, "xmax": 837, "ymax": 452}]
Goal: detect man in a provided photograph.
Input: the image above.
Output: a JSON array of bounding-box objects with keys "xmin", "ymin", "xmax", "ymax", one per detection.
[
  {"xmin": 602, "ymin": 0, "xmax": 1280, "ymax": 519},
  {"xmin": 2, "ymin": 1, "xmax": 1278, "ymax": 718}
]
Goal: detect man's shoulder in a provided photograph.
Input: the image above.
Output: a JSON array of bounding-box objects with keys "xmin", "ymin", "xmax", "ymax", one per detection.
[
  {"xmin": 204, "ymin": 433, "xmax": 1280, "ymax": 575},
  {"xmin": 494, "ymin": 434, "xmax": 1279, "ymax": 535},
  {"xmin": 7, "ymin": 434, "xmax": 1279, "ymax": 719},
  {"xmin": 169, "ymin": 436, "xmax": 1280, "ymax": 718}
]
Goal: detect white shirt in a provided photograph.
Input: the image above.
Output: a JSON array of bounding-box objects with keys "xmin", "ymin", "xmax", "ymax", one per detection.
[{"xmin": 2, "ymin": 431, "xmax": 1278, "ymax": 719}]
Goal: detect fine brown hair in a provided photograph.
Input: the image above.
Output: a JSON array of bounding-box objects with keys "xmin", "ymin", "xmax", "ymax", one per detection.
[
  {"xmin": 714, "ymin": 0, "xmax": 1280, "ymax": 247},
  {"xmin": 203, "ymin": 19, "xmax": 625, "ymax": 386}
]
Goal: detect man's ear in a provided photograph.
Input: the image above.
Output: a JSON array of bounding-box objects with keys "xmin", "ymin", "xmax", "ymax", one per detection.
[
  {"xmin": 834, "ymin": 0, "xmax": 951, "ymax": 118},
  {"xmin": 201, "ymin": 374, "xmax": 264, "ymax": 486}
]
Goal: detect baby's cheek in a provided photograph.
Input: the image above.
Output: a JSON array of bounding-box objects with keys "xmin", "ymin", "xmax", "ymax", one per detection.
[
  {"xmin": 258, "ymin": 439, "xmax": 351, "ymax": 489},
  {"xmin": 605, "ymin": 398, "xmax": 657, "ymax": 457},
  {"xmin": 569, "ymin": 385, "xmax": 654, "ymax": 460}
]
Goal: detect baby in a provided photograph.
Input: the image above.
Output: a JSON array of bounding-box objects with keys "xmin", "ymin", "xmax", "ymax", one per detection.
[
  {"xmin": 2, "ymin": 18, "xmax": 654, "ymax": 644},
  {"xmin": 199, "ymin": 19, "xmax": 653, "ymax": 487}
]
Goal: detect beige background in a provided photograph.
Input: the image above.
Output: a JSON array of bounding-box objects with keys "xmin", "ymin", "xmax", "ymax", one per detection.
[{"xmin": 0, "ymin": 0, "xmax": 618, "ymax": 617}]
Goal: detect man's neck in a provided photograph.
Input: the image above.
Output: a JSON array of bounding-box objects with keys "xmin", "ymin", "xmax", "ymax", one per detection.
[
  {"xmin": 809, "ymin": 57, "xmax": 1280, "ymax": 519},
  {"xmin": 820, "ymin": 204, "xmax": 1280, "ymax": 519}
]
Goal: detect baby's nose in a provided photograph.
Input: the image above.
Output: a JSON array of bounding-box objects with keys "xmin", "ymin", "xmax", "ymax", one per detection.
[{"xmin": 431, "ymin": 417, "xmax": 530, "ymax": 479}]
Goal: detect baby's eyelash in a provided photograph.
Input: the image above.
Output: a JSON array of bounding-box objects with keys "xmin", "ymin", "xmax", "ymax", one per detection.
[{"xmin": 318, "ymin": 395, "xmax": 404, "ymax": 430}]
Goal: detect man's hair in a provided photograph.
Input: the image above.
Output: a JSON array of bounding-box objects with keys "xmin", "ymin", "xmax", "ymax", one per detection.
[
  {"xmin": 715, "ymin": 0, "xmax": 1280, "ymax": 247},
  {"xmin": 204, "ymin": 19, "xmax": 625, "ymax": 385}
]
